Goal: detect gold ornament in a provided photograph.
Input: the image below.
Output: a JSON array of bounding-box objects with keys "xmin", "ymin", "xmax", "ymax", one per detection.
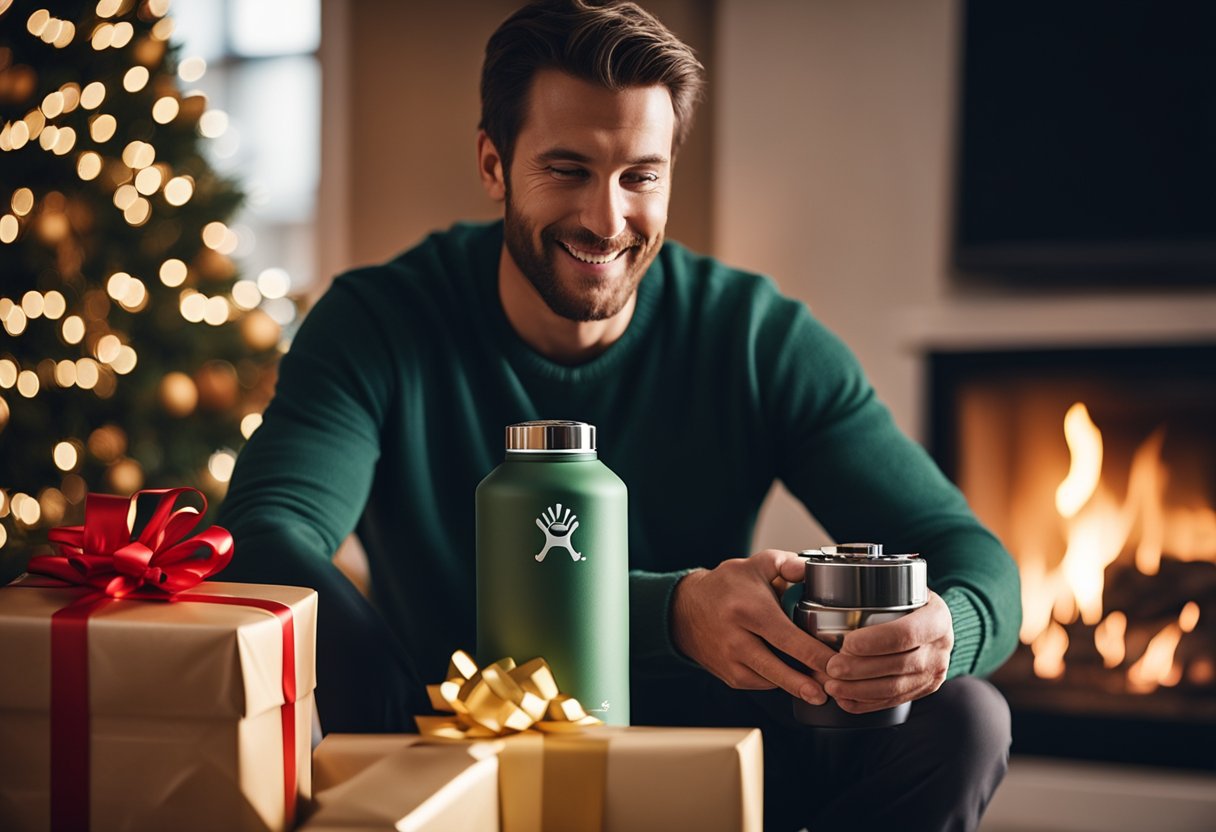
[
  {"xmin": 36, "ymin": 210, "xmax": 70, "ymax": 244},
  {"xmin": 194, "ymin": 360, "xmax": 239, "ymax": 411},
  {"xmin": 133, "ymin": 36, "xmax": 167, "ymax": 68},
  {"xmin": 105, "ymin": 457, "xmax": 144, "ymax": 495},
  {"xmin": 82, "ymin": 289, "xmax": 111, "ymax": 321},
  {"xmin": 87, "ymin": 423, "xmax": 128, "ymax": 462},
  {"xmin": 0, "ymin": 64, "xmax": 38, "ymax": 105},
  {"xmin": 38, "ymin": 488, "xmax": 67, "ymax": 526},
  {"xmin": 61, "ymin": 473, "xmax": 87, "ymax": 504},
  {"xmin": 240, "ymin": 308, "xmax": 281, "ymax": 352},
  {"xmin": 66, "ymin": 195, "xmax": 95, "ymax": 233},
  {"xmin": 177, "ymin": 94, "xmax": 206, "ymax": 124},
  {"xmin": 194, "ymin": 247, "xmax": 236, "ymax": 281},
  {"xmin": 158, "ymin": 371, "xmax": 198, "ymax": 417}
]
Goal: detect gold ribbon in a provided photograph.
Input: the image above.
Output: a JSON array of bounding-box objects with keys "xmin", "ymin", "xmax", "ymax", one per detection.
[
  {"xmin": 419, "ymin": 651, "xmax": 610, "ymax": 830},
  {"xmin": 421, "ymin": 650, "xmax": 603, "ymax": 738},
  {"xmin": 499, "ymin": 730, "xmax": 610, "ymax": 832}
]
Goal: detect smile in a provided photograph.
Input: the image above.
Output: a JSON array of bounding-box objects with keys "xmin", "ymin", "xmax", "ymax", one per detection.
[{"xmin": 559, "ymin": 241, "xmax": 628, "ymax": 265}]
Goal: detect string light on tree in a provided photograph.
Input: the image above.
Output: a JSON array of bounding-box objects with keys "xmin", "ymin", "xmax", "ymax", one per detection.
[
  {"xmin": 239, "ymin": 412, "xmax": 263, "ymax": 439},
  {"xmin": 0, "ymin": 354, "xmax": 16, "ymax": 381},
  {"xmin": 10, "ymin": 493, "xmax": 41, "ymax": 528},
  {"xmin": 52, "ymin": 441, "xmax": 79, "ymax": 472},
  {"xmin": 207, "ymin": 449, "xmax": 237, "ymax": 484}
]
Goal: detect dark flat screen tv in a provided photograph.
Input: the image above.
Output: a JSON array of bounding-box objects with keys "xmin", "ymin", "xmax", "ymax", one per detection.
[{"xmin": 953, "ymin": 1, "xmax": 1216, "ymax": 286}]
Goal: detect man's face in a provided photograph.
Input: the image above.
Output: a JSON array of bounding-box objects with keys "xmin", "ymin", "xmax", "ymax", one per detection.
[{"xmin": 501, "ymin": 69, "xmax": 675, "ymax": 322}]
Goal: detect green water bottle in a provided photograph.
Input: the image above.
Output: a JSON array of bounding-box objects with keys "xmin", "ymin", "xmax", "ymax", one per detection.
[{"xmin": 476, "ymin": 420, "xmax": 630, "ymax": 725}]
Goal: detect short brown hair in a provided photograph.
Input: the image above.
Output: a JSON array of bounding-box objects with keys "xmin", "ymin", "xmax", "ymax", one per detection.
[{"xmin": 480, "ymin": 0, "xmax": 705, "ymax": 170}]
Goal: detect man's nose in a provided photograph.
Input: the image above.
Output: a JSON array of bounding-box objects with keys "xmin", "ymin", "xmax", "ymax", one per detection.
[{"xmin": 579, "ymin": 180, "xmax": 627, "ymax": 240}]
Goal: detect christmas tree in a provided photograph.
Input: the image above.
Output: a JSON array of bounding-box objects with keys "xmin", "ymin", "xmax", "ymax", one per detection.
[{"xmin": 0, "ymin": 0, "xmax": 283, "ymax": 582}]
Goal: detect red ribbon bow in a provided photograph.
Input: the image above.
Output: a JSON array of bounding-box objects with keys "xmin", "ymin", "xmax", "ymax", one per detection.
[{"xmin": 28, "ymin": 487, "xmax": 233, "ymax": 598}]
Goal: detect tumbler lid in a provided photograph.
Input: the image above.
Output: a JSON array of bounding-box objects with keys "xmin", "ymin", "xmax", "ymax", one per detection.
[
  {"xmin": 506, "ymin": 420, "xmax": 596, "ymax": 452},
  {"xmin": 798, "ymin": 542, "xmax": 927, "ymax": 609}
]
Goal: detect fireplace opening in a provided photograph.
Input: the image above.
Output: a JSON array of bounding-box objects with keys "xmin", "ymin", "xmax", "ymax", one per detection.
[{"xmin": 928, "ymin": 344, "xmax": 1216, "ymax": 770}]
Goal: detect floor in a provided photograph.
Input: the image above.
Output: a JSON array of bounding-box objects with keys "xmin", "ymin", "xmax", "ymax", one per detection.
[{"xmin": 980, "ymin": 756, "xmax": 1216, "ymax": 832}]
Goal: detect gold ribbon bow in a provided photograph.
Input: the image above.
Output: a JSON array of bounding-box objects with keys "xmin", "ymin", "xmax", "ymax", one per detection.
[{"xmin": 422, "ymin": 650, "xmax": 602, "ymax": 738}]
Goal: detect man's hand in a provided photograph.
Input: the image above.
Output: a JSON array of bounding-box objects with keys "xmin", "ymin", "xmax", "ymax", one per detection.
[
  {"xmin": 671, "ymin": 549, "xmax": 834, "ymax": 705},
  {"xmin": 821, "ymin": 590, "xmax": 954, "ymax": 714}
]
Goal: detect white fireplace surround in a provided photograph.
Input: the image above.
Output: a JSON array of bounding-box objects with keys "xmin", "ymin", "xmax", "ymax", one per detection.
[{"xmin": 896, "ymin": 293, "xmax": 1216, "ymax": 352}]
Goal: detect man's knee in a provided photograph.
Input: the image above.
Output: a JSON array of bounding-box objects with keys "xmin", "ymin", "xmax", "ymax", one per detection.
[{"xmin": 918, "ymin": 676, "xmax": 1012, "ymax": 774}]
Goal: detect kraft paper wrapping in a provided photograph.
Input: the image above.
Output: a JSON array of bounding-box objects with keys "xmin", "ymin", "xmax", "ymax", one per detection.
[
  {"xmin": 308, "ymin": 726, "xmax": 763, "ymax": 832},
  {"xmin": 306, "ymin": 736, "xmax": 500, "ymax": 831},
  {"xmin": 312, "ymin": 734, "xmax": 435, "ymax": 794},
  {"xmin": 0, "ymin": 579, "xmax": 317, "ymax": 832}
]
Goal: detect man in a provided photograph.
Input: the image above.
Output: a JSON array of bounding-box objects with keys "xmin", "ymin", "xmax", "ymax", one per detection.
[{"xmin": 219, "ymin": 1, "xmax": 1021, "ymax": 828}]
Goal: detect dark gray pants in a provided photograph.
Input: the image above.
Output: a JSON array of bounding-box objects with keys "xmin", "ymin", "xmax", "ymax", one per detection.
[{"xmin": 633, "ymin": 673, "xmax": 1011, "ymax": 832}]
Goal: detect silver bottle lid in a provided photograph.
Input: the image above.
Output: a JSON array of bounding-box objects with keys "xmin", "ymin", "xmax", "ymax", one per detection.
[
  {"xmin": 506, "ymin": 420, "xmax": 596, "ymax": 453},
  {"xmin": 798, "ymin": 542, "xmax": 927, "ymax": 609}
]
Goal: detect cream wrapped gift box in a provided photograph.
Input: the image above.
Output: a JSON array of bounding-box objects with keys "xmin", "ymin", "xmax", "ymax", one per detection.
[
  {"xmin": 305, "ymin": 734, "xmax": 500, "ymax": 831},
  {"xmin": 306, "ymin": 726, "xmax": 763, "ymax": 832},
  {"xmin": 0, "ymin": 579, "xmax": 317, "ymax": 832}
]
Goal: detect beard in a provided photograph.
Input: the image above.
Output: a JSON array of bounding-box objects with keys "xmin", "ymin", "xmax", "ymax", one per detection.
[{"xmin": 502, "ymin": 193, "xmax": 661, "ymax": 322}]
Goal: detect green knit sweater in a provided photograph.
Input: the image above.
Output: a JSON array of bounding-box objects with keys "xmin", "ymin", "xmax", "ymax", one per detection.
[{"xmin": 217, "ymin": 220, "xmax": 1020, "ymax": 732}]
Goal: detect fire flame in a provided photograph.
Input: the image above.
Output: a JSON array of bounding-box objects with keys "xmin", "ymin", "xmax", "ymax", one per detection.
[
  {"xmin": 1055, "ymin": 403, "xmax": 1103, "ymax": 519},
  {"xmin": 1094, "ymin": 611, "xmax": 1127, "ymax": 669},
  {"xmin": 1023, "ymin": 403, "xmax": 1213, "ymax": 690},
  {"xmin": 1032, "ymin": 620, "xmax": 1069, "ymax": 680},
  {"xmin": 1126, "ymin": 602, "xmax": 1200, "ymax": 694}
]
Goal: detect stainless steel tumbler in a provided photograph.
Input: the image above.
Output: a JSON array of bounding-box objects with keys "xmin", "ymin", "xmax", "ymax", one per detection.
[{"xmin": 792, "ymin": 543, "xmax": 927, "ymax": 729}]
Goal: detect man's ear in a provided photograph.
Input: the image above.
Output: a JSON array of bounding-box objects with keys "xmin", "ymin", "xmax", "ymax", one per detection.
[{"xmin": 477, "ymin": 130, "xmax": 507, "ymax": 202}]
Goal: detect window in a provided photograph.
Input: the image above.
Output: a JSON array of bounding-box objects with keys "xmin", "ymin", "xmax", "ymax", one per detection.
[{"xmin": 169, "ymin": 0, "xmax": 321, "ymax": 327}]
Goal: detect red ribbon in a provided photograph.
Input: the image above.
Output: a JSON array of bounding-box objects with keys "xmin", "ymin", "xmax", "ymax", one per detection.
[
  {"xmin": 48, "ymin": 595, "xmax": 113, "ymax": 832},
  {"xmin": 26, "ymin": 488, "xmax": 299, "ymax": 831},
  {"xmin": 29, "ymin": 487, "xmax": 234, "ymax": 598}
]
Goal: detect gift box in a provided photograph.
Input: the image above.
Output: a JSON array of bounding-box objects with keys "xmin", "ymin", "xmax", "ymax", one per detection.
[
  {"xmin": 0, "ymin": 578, "xmax": 317, "ymax": 831},
  {"xmin": 307, "ymin": 734, "xmax": 500, "ymax": 831},
  {"xmin": 304, "ymin": 726, "xmax": 763, "ymax": 832},
  {"xmin": 0, "ymin": 486, "xmax": 317, "ymax": 832}
]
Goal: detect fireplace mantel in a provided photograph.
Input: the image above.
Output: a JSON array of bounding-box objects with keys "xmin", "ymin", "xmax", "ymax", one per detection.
[{"xmin": 895, "ymin": 291, "xmax": 1216, "ymax": 352}]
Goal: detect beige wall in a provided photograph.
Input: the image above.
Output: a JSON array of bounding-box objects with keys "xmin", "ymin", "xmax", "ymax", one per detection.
[
  {"xmin": 714, "ymin": 0, "xmax": 959, "ymax": 549},
  {"xmin": 716, "ymin": 0, "xmax": 957, "ymax": 434}
]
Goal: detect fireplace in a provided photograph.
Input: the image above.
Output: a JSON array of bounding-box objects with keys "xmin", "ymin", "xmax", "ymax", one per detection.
[{"xmin": 928, "ymin": 344, "xmax": 1216, "ymax": 771}]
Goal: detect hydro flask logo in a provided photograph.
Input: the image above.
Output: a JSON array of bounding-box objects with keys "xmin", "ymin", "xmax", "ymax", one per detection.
[{"xmin": 534, "ymin": 503, "xmax": 586, "ymax": 563}]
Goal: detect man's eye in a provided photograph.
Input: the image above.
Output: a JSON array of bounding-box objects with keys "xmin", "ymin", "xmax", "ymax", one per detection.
[
  {"xmin": 549, "ymin": 167, "xmax": 587, "ymax": 180},
  {"xmin": 624, "ymin": 172, "xmax": 660, "ymax": 186}
]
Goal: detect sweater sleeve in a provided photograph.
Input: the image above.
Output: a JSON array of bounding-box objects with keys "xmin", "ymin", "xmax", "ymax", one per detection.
[
  {"xmin": 763, "ymin": 303, "xmax": 1021, "ymax": 678},
  {"xmin": 629, "ymin": 568, "xmax": 703, "ymax": 675},
  {"xmin": 217, "ymin": 277, "xmax": 428, "ymax": 732}
]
